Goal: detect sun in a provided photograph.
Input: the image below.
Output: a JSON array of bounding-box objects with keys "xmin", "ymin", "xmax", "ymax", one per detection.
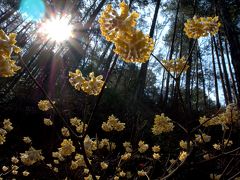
[{"xmin": 39, "ymin": 15, "xmax": 73, "ymax": 42}]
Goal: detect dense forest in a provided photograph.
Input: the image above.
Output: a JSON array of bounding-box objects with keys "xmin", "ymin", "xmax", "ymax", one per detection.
[{"xmin": 0, "ymin": 0, "xmax": 240, "ymax": 179}]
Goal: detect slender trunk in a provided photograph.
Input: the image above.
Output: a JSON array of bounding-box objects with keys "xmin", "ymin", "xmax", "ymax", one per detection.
[
  {"xmin": 218, "ymin": 0, "xmax": 240, "ymax": 105},
  {"xmin": 224, "ymin": 38, "xmax": 238, "ymax": 103},
  {"xmin": 199, "ymin": 54, "xmax": 207, "ymax": 110},
  {"xmin": 213, "ymin": 36, "xmax": 228, "ymax": 105},
  {"xmin": 211, "ymin": 38, "xmax": 220, "ymax": 108},
  {"xmin": 134, "ymin": 0, "xmax": 161, "ymax": 101},
  {"xmin": 163, "ymin": 0, "xmax": 180, "ymax": 105},
  {"xmin": 218, "ymin": 33, "xmax": 233, "ymax": 102}
]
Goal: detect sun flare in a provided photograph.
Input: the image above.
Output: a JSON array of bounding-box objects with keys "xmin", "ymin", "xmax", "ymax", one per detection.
[{"xmin": 39, "ymin": 15, "xmax": 73, "ymax": 42}]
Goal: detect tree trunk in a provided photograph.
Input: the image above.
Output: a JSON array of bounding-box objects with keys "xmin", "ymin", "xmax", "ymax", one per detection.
[
  {"xmin": 134, "ymin": 0, "xmax": 161, "ymax": 102},
  {"xmin": 218, "ymin": 0, "xmax": 240, "ymax": 105},
  {"xmin": 211, "ymin": 38, "xmax": 220, "ymax": 108}
]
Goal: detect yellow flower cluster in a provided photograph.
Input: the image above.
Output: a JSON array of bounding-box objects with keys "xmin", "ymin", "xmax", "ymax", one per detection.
[
  {"xmin": 101, "ymin": 115, "xmax": 125, "ymax": 132},
  {"xmin": 195, "ymin": 133, "xmax": 211, "ymax": 143},
  {"xmin": 0, "ymin": 119, "xmax": 13, "ymax": 145},
  {"xmin": 58, "ymin": 139, "xmax": 76, "ymax": 157},
  {"xmin": 114, "ymin": 29, "xmax": 154, "ymax": 63},
  {"xmin": 38, "ymin": 100, "xmax": 55, "ymax": 111},
  {"xmin": 121, "ymin": 152, "xmax": 131, "ymax": 160},
  {"xmin": 184, "ymin": 16, "xmax": 221, "ymax": 39},
  {"xmin": 98, "ymin": 138, "xmax": 116, "ymax": 151},
  {"xmin": 152, "ymin": 114, "xmax": 174, "ymax": 135},
  {"xmin": 152, "ymin": 145, "xmax": 161, "ymax": 160},
  {"xmin": 162, "ymin": 57, "xmax": 189, "ymax": 74},
  {"xmin": 99, "ymin": 1, "xmax": 154, "ymax": 63},
  {"xmin": 20, "ymin": 147, "xmax": 45, "ymax": 166},
  {"xmin": 69, "ymin": 69, "xmax": 104, "ymax": 96},
  {"xmin": 179, "ymin": 140, "xmax": 193, "ymax": 150},
  {"xmin": 199, "ymin": 103, "xmax": 240, "ymax": 127},
  {"xmin": 0, "ymin": 29, "xmax": 21, "ymax": 77},
  {"xmin": 123, "ymin": 141, "xmax": 133, "ymax": 152},
  {"xmin": 70, "ymin": 154, "xmax": 86, "ymax": 170},
  {"xmin": 100, "ymin": 162, "xmax": 108, "ymax": 170},
  {"xmin": 70, "ymin": 117, "xmax": 87, "ymax": 134},
  {"xmin": 138, "ymin": 140, "xmax": 149, "ymax": 153},
  {"xmin": 98, "ymin": 1, "xmax": 139, "ymax": 42},
  {"xmin": 84, "ymin": 135, "xmax": 97, "ymax": 156},
  {"xmin": 178, "ymin": 151, "xmax": 188, "ymax": 162},
  {"xmin": 43, "ymin": 118, "xmax": 53, "ymax": 126}
]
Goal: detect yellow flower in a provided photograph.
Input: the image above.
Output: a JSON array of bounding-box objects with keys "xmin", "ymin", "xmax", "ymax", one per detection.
[
  {"xmin": 69, "ymin": 70, "xmax": 104, "ymax": 96},
  {"xmin": 69, "ymin": 69, "xmax": 85, "ymax": 91},
  {"xmin": 121, "ymin": 152, "xmax": 131, "ymax": 160},
  {"xmin": 152, "ymin": 114, "xmax": 174, "ymax": 135},
  {"xmin": 0, "ymin": 55, "xmax": 21, "ymax": 77},
  {"xmin": 138, "ymin": 140, "xmax": 149, "ymax": 153},
  {"xmin": 203, "ymin": 16, "xmax": 221, "ymax": 36},
  {"xmin": 3, "ymin": 119, "xmax": 13, "ymax": 132},
  {"xmin": 195, "ymin": 133, "xmax": 211, "ymax": 143},
  {"xmin": 61, "ymin": 127, "xmax": 70, "ymax": 137},
  {"xmin": 137, "ymin": 170, "xmax": 147, "ymax": 176},
  {"xmin": 23, "ymin": 136, "xmax": 32, "ymax": 144},
  {"xmin": 22, "ymin": 170, "xmax": 30, "ymax": 176},
  {"xmin": 213, "ymin": 143, "xmax": 221, "ymax": 150},
  {"xmin": 162, "ymin": 57, "xmax": 189, "ymax": 74},
  {"xmin": 224, "ymin": 139, "xmax": 233, "ymax": 147},
  {"xmin": 99, "ymin": 1, "xmax": 139, "ymax": 42},
  {"xmin": 101, "ymin": 115, "xmax": 125, "ymax": 132},
  {"xmin": 123, "ymin": 141, "xmax": 132, "ymax": 153},
  {"xmin": 152, "ymin": 145, "xmax": 160, "ymax": 153},
  {"xmin": 81, "ymin": 72, "xmax": 104, "ymax": 96},
  {"xmin": 43, "ymin": 118, "xmax": 53, "ymax": 126},
  {"xmin": 20, "ymin": 147, "xmax": 45, "ymax": 166},
  {"xmin": 2, "ymin": 166, "xmax": 8, "ymax": 172},
  {"xmin": 100, "ymin": 162, "xmax": 108, "ymax": 170},
  {"xmin": 153, "ymin": 153, "xmax": 160, "ymax": 160},
  {"xmin": 178, "ymin": 151, "xmax": 188, "ymax": 162},
  {"xmin": 184, "ymin": 16, "xmax": 221, "ymax": 39},
  {"xmin": 11, "ymin": 156, "xmax": 19, "ymax": 164},
  {"xmin": 0, "ymin": 29, "xmax": 21, "ymax": 57},
  {"xmin": 38, "ymin": 100, "xmax": 55, "ymax": 111},
  {"xmin": 58, "ymin": 139, "xmax": 75, "ymax": 157},
  {"xmin": 114, "ymin": 29, "xmax": 154, "ymax": 63}
]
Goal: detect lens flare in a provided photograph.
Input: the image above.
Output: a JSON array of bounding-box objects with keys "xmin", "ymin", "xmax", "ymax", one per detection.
[{"xmin": 39, "ymin": 15, "xmax": 73, "ymax": 42}]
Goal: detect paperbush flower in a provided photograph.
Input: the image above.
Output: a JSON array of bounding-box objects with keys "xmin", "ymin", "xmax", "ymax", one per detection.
[
  {"xmin": 58, "ymin": 139, "xmax": 75, "ymax": 157},
  {"xmin": 69, "ymin": 70, "xmax": 104, "ymax": 96},
  {"xmin": 138, "ymin": 140, "xmax": 149, "ymax": 153},
  {"xmin": 137, "ymin": 170, "xmax": 147, "ymax": 176},
  {"xmin": 195, "ymin": 133, "xmax": 211, "ymax": 143},
  {"xmin": 152, "ymin": 114, "xmax": 174, "ymax": 135},
  {"xmin": 3, "ymin": 119, "xmax": 13, "ymax": 131},
  {"xmin": 199, "ymin": 103, "xmax": 240, "ymax": 127},
  {"xmin": 152, "ymin": 145, "xmax": 160, "ymax": 153},
  {"xmin": 70, "ymin": 117, "xmax": 87, "ymax": 134},
  {"xmin": 43, "ymin": 118, "xmax": 53, "ymax": 126},
  {"xmin": 184, "ymin": 16, "xmax": 221, "ymax": 39},
  {"xmin": 121, "ymin": 153, "xmax": 131, "ymax": 160},
  {"xmin": 100, "ymin": 162, "xmax": 108, "ymax": 170},
  {"xmin": 98, "ymin": 1, "xmax": 139, "ymax": 42},
  {"xmin": 123, "ymin": 141, "xmax": 133, "ymax": 153},
  {"xmin": 162, "ymin": 57, "xmax": 189, "ymax": 74},
  {"xmin": 114, "ymin": 29, "xmax": 154, "ymax": 63},
  {"xmin": 178, "ymin": 151, "xmax": 188, "ymax": 162},
  {"xmin": 23, "ymin": 137, "xmax": 32, "ymax": 144},
  {"xmin": 20, "ymin": 147, "xmax": 44, "ymax": 166},
  {"xmin": 38, "ymin": 100, "xmax": 55, "ymax": 111},
  {"xmin": 0, "ymin": 29, "xmax": 21, "ymax": 57},
  {"xmin": 81, "ymin": 72, "xmax": 104, "ymax": 96},
  {"xmin": 0, "ymin": 55, "xmax": 21, "ymax": 77},
  {"xmin": 101, "ymin": 115, "xmax": 125, "ymax": 132}
]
